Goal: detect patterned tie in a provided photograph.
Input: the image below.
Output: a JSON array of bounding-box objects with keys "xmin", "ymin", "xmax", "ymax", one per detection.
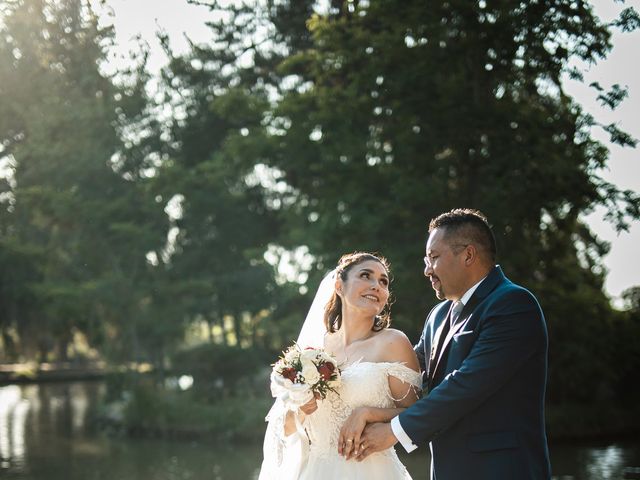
[{"xmin": 450, "ymin": 301, "xmax": 464, "ymax": 328}]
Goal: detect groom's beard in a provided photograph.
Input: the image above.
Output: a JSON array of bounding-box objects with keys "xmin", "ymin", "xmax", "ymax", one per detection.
[{"xmin": 429, "ymin": 276, "xmax": 445, "ymax": 300}]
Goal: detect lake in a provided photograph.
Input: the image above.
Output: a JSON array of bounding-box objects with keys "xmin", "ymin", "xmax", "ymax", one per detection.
[{"xmin": 1, "ymin": 381, "xmax": 639, "ymax": 479}]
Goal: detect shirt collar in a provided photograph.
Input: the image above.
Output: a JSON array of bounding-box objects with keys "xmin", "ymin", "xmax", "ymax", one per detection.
[{"xmin": 459, "ymin": 275, "xmax": 487, "ymax": 306}]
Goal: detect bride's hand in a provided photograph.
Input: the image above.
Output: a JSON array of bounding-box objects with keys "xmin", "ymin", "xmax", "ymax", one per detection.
[
  {"xmin": 299, "ymin": 391, "xmax": 321, "ymax": 416},
  {"xmin": 285, "ymin": 393, "xmax": 320, "ymax": 435},
  {"xmin": 338, "ymin": 407, "xmax": 370, "ymax": 459}
]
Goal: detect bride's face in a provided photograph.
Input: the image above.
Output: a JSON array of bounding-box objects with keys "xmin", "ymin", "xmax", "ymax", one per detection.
[{"xmin": 337, "ymin": 260, "xmax": 390, "ymax": 316}]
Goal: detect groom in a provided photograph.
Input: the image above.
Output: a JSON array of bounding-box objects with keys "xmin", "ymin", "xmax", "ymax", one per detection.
[{"xmin": 359, "ymin": 208, "xmax": 551, "ymax": 479}]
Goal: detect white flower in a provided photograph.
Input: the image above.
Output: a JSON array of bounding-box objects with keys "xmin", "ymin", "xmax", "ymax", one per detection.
[
  {"xmin": 318, "ymin": 350, "xmax": 335, "ymax": 364},
  {"xmin": 284, "ymin": 346, "xmax": 300, "ymax": 363},
  {"xmin": 300, "ymin": 348, "xmax": 319, "ymax": 362},
  {"xmin": 301, "ymin": 360, "xmax": 321, "ymax": 385},
  {"xmin": 299, "ymin": 351, "xmax": 315, "ymax": 369}
]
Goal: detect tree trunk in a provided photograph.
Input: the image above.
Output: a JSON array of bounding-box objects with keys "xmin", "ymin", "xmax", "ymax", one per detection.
[{"xmin": 57, "ymin": 336, "xmax": 69, "ymax": 362}]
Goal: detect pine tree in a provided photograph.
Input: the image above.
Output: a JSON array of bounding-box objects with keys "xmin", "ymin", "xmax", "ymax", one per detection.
[{"xmin": 0, "ymin": 0, "xmax": 168, "ymax": 362}]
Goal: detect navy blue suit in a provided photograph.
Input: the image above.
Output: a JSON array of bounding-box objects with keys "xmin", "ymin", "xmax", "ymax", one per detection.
[{"xmin": 398, "ymin": 266, "xmax": 551, "ymax": 479}]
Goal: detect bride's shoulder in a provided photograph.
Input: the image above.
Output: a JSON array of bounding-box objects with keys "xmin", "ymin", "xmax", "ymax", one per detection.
[
  {"xmin": 373, "ymin": 329, "xmax": 419, "ymax": 368},
  {"xmin": 375, "ymin": 327, "xmax": 412, "ymax": 344}
]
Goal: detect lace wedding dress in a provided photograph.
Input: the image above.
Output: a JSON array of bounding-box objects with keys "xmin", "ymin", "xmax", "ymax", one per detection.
[
  {"xmin": 300, "ymin": 361, "xmax": 421, "ymax": 479},
  {"xmin": 259, "ymin": 270, "xmax": 422, "ymax": 479},
  {"xmin": 259, "ymin": 360, "xmax": 421, "ymax": 479}
]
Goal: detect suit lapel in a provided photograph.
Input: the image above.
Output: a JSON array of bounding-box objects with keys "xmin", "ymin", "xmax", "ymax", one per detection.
[
  {"xmin": 426, "ymin": 301, "xmax": 452, "ymax": 386},
  {"xmin": 433, "ymin": 299, "xmax": 478, "ymax": 371}
]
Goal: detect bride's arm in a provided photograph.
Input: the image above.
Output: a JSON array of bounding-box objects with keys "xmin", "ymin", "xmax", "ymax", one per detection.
[
  {"xmin": 283, "ymin": 394, "xmax": 320, "ymax": 435},
  {"xmin": 339, "ymin": 330, "xmax": 421, "ymax": 458}
]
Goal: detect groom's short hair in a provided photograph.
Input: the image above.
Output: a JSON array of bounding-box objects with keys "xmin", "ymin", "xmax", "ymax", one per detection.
[{"xmin": 429, "ymin": 208, "xmax": 497, "ymax": 263}]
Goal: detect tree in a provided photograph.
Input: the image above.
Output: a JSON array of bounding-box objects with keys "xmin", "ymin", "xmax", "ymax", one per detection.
[
  {"xmin": 169, "ymin": 0, "xmax": 639, "ymax": 411},
  {"xmin": 0, "ymin": 0, "xmax": 168, "ymax": 362},
  {"xmin": 622, "ymin": 286, "xmax": 640, "ymax": 312},
  {"xmin": 151, "ymin": 26, "xmax": 283, "ymax": 348}
]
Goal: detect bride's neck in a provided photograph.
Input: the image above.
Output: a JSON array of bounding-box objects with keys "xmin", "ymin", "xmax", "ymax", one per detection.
[{"xmin": 340, "ymin": 307, "xmax": 374, "ymax": 346}]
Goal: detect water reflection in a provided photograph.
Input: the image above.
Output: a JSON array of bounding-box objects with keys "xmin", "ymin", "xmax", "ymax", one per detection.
[
  {"xmin": 550, "ymin": 442, "xmax": 640, "ymax": 480},
  {"xmin": 0, "ymin": 381, "xmax": 106, "ymax": 475},
  {"xmin": 0, "ymin": 382, "xmax": 639, "ymax": 480},
  {"xmin": 0, "ymin": 385, "xmax": 28, "ymax": 470},
  {"xmin": 588, "ymin": 445, "xmax": 624, "ymax": 479},
  {"xmin": 0, "ymin": 381, "xmax": 263, "ymax": 479},
  {"xmin": 69, "ymin": 383, "xmax": 90, "ymax": 432}
]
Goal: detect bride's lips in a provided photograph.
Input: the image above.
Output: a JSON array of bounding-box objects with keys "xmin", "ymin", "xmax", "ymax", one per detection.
[{"xmin": 362, "ymin": 294, "xmax": 380, "ymax": 303}]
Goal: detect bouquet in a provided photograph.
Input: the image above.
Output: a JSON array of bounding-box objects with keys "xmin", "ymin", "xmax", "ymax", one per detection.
[{"xmin": 270, "ymin": 343, "xmax": 341, "ymax": 410}]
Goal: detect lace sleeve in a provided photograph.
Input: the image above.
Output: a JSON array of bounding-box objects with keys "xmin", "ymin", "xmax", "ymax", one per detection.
[
  {"xmin": 385, "ymin": 363, "xmax": 423, "ymax": 403},
  {"xmin": 258, "ymin": 399, "xmax": 310, "ymax": 480}
]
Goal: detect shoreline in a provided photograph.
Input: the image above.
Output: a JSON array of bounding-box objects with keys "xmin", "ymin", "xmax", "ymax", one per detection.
[{"xmin": 0, "ymin": 361, "xmax": 109, "ymax": 384}]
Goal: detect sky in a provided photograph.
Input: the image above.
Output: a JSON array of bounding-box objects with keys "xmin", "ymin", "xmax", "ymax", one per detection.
[{"xmin": 101, "ymin": 0, "xmax": 639, "ymax": 306}]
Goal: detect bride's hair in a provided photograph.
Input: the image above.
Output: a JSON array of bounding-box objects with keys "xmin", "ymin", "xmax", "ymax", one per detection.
[{"xmin": 324, "ymin": 252, "xmax": 392, "ymax": 333}]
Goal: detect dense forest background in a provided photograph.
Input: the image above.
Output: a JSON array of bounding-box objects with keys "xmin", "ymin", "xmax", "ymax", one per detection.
[{"xmin": 1, "ymin": 0, "xmax": 639, "ymax": 440}]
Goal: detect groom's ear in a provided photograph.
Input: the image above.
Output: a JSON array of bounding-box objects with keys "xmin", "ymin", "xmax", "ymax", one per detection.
[{"xmin": 464, "ymin": 244, "xmax": 477, "ymax": 266}]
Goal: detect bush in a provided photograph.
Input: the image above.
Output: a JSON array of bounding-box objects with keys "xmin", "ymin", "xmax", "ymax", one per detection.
[
  {"xmin": 119, "ymin": 382, "xmax": 273, "ymax": 441},
  {"xmin": 171, "ymin": 343, "xmax": 273, "ymax": 401}
]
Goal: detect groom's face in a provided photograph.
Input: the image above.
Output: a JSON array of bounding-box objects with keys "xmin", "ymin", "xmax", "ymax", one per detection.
[{"xmin": 424, "ymin": 228, "xmax": 468, "ymax": 301}]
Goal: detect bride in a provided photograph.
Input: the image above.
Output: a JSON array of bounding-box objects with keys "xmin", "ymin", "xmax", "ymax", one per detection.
[{"xmin": 259, "ymin": 252, "xmax": 422, "ymax": 479}]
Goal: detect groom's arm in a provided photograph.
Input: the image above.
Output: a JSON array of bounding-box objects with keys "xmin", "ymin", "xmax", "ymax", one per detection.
[
  {"xmin": 398, "ymin": 289, "xmax": 545, "ymax": 446},
  {"xmin": 392, "ymin": 313, "xmax": 432, "ymax": 452}
]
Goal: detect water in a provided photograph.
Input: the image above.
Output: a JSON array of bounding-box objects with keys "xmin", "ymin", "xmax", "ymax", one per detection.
[{"xmin": 1, "ymin": 382, "xmax": 638, "ymax": 479}]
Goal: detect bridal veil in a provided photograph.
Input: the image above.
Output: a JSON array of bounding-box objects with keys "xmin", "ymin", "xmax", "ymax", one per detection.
[{"xmin": 258, "ymin": 270, "xmax": 336, "ymax": 480}]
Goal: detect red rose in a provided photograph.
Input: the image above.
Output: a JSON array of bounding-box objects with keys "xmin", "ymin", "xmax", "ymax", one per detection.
[
  {"xmin": 317, "ymin": 362, "xmax": 335, "ymax": 381},
  {"xmin": 281, "ymin": 367, "xmax": 298, "ymax": 382}
]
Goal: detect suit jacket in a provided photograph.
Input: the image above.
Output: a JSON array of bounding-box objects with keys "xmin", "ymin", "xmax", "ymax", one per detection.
[{"xmin": 398, "ymin": 266, "xmax": 551, "ymax": 480}]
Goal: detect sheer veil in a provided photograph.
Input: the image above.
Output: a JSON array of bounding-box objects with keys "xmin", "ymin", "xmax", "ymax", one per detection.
[
  {"xmin": 296, "ymin": 269, "xmax": 336, "ymax": 348},
  {"xmin": 258, "ymin": 269, "xmax": 336, "ymax": 480}
]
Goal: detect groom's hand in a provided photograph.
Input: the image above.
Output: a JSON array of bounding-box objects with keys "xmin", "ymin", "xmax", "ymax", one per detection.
[{"xmin": 356, "ymin": 422, "xmax": 398, "ymax": 461}]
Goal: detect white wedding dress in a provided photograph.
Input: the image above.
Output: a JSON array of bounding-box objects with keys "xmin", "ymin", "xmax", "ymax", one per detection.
[
  {"xmin": 261, "ymin": 362, "xmax": 422, "ymax": 480},
  {"xmin": 298, "ymin": 360, "xmax": 421, "ymax": 479},
  {"xmin": 259, "ymin": 271, "xmax": 422, "ymax": 480}
]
